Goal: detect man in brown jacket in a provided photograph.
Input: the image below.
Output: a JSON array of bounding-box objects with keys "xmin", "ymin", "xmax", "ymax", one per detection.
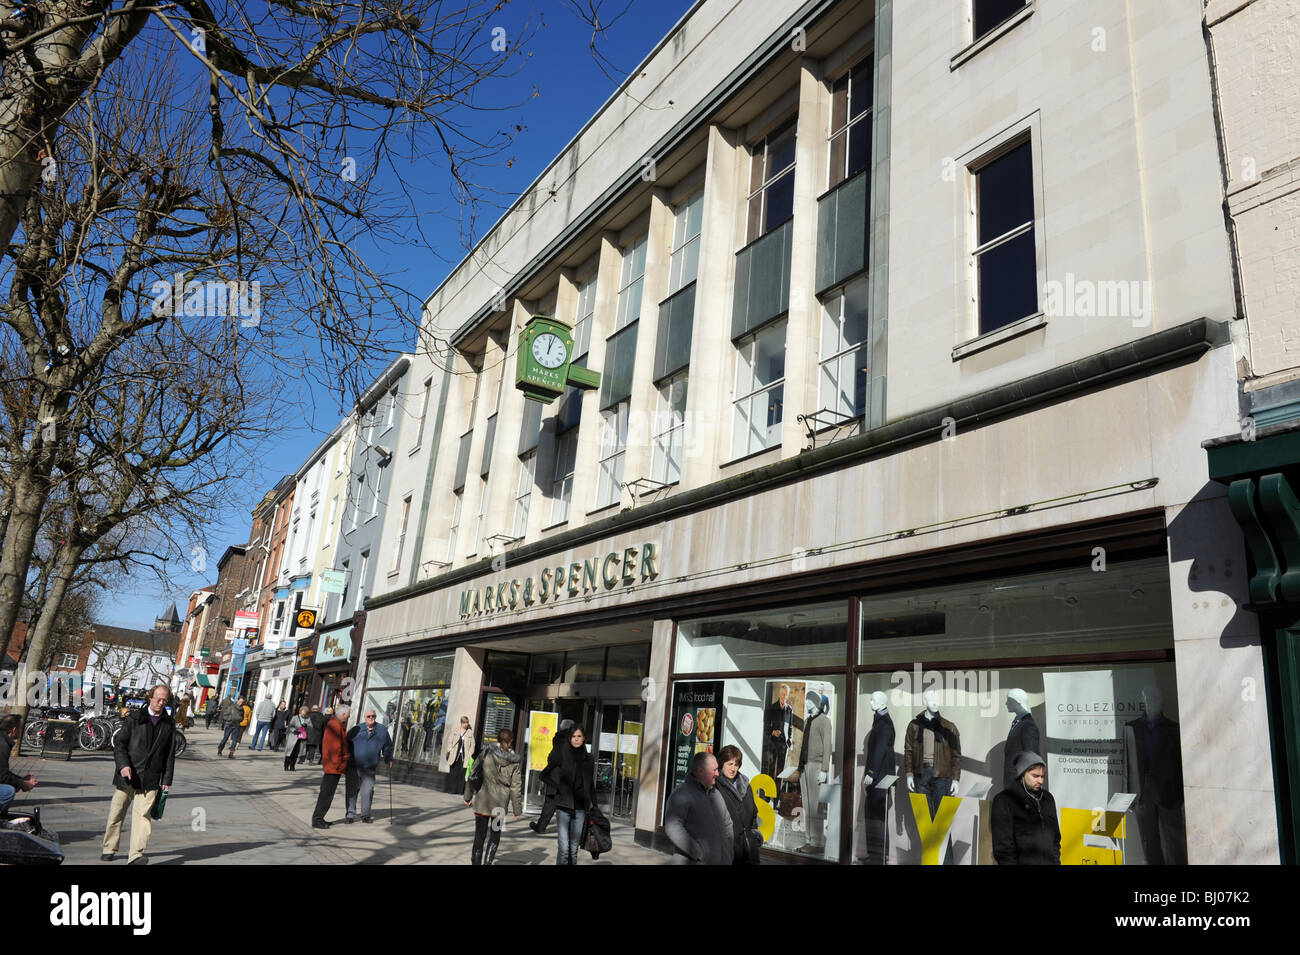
[{"xmin": 311, "ymin": 706, "xmax": 351, "ymax": 829}]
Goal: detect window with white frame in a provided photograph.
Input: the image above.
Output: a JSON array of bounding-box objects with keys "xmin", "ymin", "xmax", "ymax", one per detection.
[
  {"xmin": 746, "ymin": 120, "xmax": 797, "ymax": 243},
  {"xmin": 595, "ymin": 401, "xmax": 629, "ymax": 509},
  {"xmin": 364, "ymin": 408, "xmax": 375, "ymax": 448},
  {"xmin": 829, "ymin": 56, "xmax": 872, "ymax": 188},
  {"xmin": 369, "ymin": 470, "xmax": 380, "ymax": 519},
  {"xmin": 392, "ymin": 496, "xmax": 411, "ymax": 572},
  {"xmin": 447, "ymin": 492, "xmax": 463, "ymax": 563},
  {"xmin": 651, "ymin": 373, "xmax": 688, "ymax": 485},
  {"xmin": 472, "ymin": 475, "xmax": 488, "ymax": 555},
  {"xmin": 615, "ymin": 235, "xmax": 648, "ymax": 331},
  {"xmin": 973, "ymin": 0, "xmax": 1029, "ymax": 42},
  {"xmin": 819, "ymin": 276, "xmax": 870, "ymax": 420},
  {"xmin": 272, "ymin": 599, "xmax": 286, "ymax": 638},
  {"xmin": 57, "ymin": 652, "xmax": 78, "ymax": 669},
  {"xmin": 513, "ymin": 452, "xmax": 535, "ymax": 539},
  {"xmin": 338, "ymin": 559, "xmax": 350, "ymax": 616},
  {"xmin": 572, "ymin": 268, "xmax": 598, "ymax": 360},
  {"xmin": 355, "ymin": 550, "xmax": 369, "ymax": 611},
  {"xmin": 550, "ymin": 428, "xmax": 578, "ymax": 525},
  {"xmin": 732, "ymin": 320, "xmax": 787, "ymax": 458},
  {"xmin": 384, "ymin": 385, "xmax": 398, "ymax": 431},
  {"xmin": 414, "ymin": 376, "xmax": 433, "ymax": 449},
  {"xmin": 668, "ymin": 192, "xmax": 703, "ymax": 294},
  {"xmin": 971, "ymin": 138, "xmax": 1037, "ymax": 335}
]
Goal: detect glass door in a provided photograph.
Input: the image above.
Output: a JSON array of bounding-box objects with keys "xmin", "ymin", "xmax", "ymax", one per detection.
[{"xmin": 594, "ymin": 700, "xmax": 644, "ymax": 824}]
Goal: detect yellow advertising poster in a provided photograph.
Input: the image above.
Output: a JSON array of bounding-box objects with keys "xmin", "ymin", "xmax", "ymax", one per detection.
[
  {"xmin": 528, "ymin": 711, "xmax": 559, "ymax": 771},
  {"xmin": 622, "ymin": 721, "xmax": 642, "ymax": 777}
]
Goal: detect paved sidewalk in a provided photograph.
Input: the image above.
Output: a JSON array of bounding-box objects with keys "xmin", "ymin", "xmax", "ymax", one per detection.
[{"xmin": 7, "ymin": 724, "xmax": 666, "ymax": 865}]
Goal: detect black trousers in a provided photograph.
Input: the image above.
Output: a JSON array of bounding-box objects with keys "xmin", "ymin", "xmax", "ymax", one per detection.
[
  {"xmin": 862, "ymin": 788, "xmax": 889, "ymax": 864},
  {"xmin": 284, "ymin": 738, "xmax": 303, "ymax": 770},
  {"xmin": 472, "ymin": 814, "xmax": 502, "ymax": 865},
  {"xmin": 445, "ymin": 760, "xmax": 464, "ymax": 794},
  {"xmin": 312, "ymin": 773, "xmax": 341, "ymax": 825},
  {"xmin": 534, "ymin": 793, "xmax": 557, "ymax": 832}
]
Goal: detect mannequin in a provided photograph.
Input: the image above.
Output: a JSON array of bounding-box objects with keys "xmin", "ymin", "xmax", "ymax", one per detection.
[
  {"xmin": 860, "ymin": 690, "xmax": 894, "ymax": 865},
  {"xmin": 794, "ymin": 691, "xmax": 833, "ymax": 854},
  {"xmin": 1124, "ymin": 686, "xmax": 1186, "ymax": 865},
  {"xmin": 1002, "ymin": 689, "xmax": 1041, "ymax": 791},
  {"xmin": 904, "ymin": 690, "xmax": 960, "ymax": 864},
  {"xmin": 763, "ymin": 683, "xmax": 795, "ymax": 780}
]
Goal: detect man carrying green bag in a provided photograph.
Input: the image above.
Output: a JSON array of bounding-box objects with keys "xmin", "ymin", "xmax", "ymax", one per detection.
[{"xmin": 101, "ymin": 684, "xmax": 177, "ymax": 865}]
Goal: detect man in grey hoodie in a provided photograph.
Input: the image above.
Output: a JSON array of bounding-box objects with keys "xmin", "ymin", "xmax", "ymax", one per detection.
[{"xmin": 664, "ymin": 752, "xmax": 734, "ymax": 864}]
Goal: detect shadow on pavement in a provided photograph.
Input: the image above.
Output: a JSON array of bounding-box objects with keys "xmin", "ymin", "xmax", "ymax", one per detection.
[{"xmin": 155, "ymin": 841, "xmax": 278, "ymax": 864}]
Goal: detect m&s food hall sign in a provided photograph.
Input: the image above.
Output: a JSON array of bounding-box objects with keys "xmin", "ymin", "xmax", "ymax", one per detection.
[{"xmin": 459, "ymin": 542, "xmax": 660, "ymax": 618}]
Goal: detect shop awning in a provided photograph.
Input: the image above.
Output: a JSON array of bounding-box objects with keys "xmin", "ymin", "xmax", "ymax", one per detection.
[{"xmin": 195, "ymin": 673, "xmax": 217, "ymax": 688}]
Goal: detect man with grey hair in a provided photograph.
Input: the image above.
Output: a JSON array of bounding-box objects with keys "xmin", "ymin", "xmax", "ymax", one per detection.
[
  {"xmin": 664, "ymin": 752, "xmax": 733, "ymax": 864},
  {"xmin": 311, "ymin": 705, "xmax": 351, "ymax": 829},
  {"xmin": 345, "ymin": 707, "xmax": 393, "ymax": 823}
]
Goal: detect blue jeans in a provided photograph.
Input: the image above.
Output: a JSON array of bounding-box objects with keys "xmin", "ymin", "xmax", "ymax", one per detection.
[
  {"xmin": 218, "ymin": 724, "xmax": 243, "ymax": 751},
  {"xmin": 0, "ymin": 783, "xmax": 14, "ymax": 813},
  {"xmin": 555, "ymin": 808, "xmax": 586, "ymax": 865},
  {"xmin": 250, "ymin": 721, "xmax": 271, "ymax": 750}
]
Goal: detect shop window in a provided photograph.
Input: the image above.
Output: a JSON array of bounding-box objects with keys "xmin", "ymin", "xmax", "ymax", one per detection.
[
  {"xmin": 819, "ymin": 276, "xmax": 870, "ymax": 421},
  {"xmin": 651, "ymin": 373, "xmax": 688, "ymax": 485},
  {"xmin": 974, "ymin": 0, "xmax": 1028, "ymax": 41},
  {"xmin": 595, "ymin": 401, "xmax": 629, "ymax": 509},
  {"xmin": 972, "ymin": 138, "xmax": 1037, "ymax": 335},
  {"xmin": 604, "ymin": 644, "xmax": 650, "ymax": 681},
  {"xmin": 747, "ymin": 120, "xmax": 797, "ymax": 243},
  {"xmin": 666, "ymin": 675, "xmax": 845, "ymax": 862},
  {"xmin": 675, "ymin": 601, "xmax": 848, "ymax": 673},
  {"xmin": 365, "ymin": 657, "xmax": 405, "ymax": 688},
  {"xmin": 731, "ymin": 319, "xmax": 786, "ymax": 459},
  {"xmin": 406, "ymin": 653, "xmax": 454, "ymax": 686},
  {"xmin": 362, "ymin": 652, "xmax": 454, "ymax": 767},
  {"xmin": 828, "ymin": 55, "xmax": 872, "ymax": 188}
]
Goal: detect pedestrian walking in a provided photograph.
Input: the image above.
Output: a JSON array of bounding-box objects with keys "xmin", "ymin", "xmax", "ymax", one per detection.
[
  {"xmin": 204, "ymin": 698, "xmax": 218, "ymax": 730},
  {"xmin": 249, "ymin": 694, "xmax": 276, "ymax": 751},
  {"xmin": 443, "ymin": 716, "xmax": 474, "ymax": 794},
  {"xmin": 270, "ymin": 701, "xmax": 290, "ymax": 750},
  {"xmin": 311, "ymin": 706, "xmax": 350, "ymax": 829},
  {"xmin": 663, "ymin": 752, "xmax": 733, "ymax": 865},
  {"xmin": 715, "ymin": 745, "xmax": 763, "ymax": 864},
  {"xmin": 529, "ymin": 718, "xmax": 572, "ymax": 834},
  {"xmin": 539, "ymin": 723, "xmax": 593, "ymax": 865},
  {"xmin": 305, "ymin": 705, "xmax": 325, "ymax": 764},
  {"xmin": 284, "ymin": 706, "xmax": 310, "ymax": 771},
  {"xmin": 345, "ymin": 708, "xmax": 393, "ymax": 824},
  {"xmin": 0, "ymin": 714, "xmax": 37, "ymax": 814},
  {"xmin": 216, "ymin": 696, "xmax": 247, "ymax": 757},
  {"xmin": 174, "ymin": 694, "xmax": 191, "ymax": 730},
  {"xmin": 100, "ymin": 684, "xmax": 176, "ymax": 865},
  {"xmin": 991, "ymin": 751, "xmax": 1061, "ymax": 865},
  {"xmin": 463, "ymin": 728, "xmax": 523, "ymax": 865}
]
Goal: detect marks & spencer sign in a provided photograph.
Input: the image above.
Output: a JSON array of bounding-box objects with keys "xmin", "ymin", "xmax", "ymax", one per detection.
[{"xmin": 458, "ymin": 542, "xmax": 660, "ymax": 618}]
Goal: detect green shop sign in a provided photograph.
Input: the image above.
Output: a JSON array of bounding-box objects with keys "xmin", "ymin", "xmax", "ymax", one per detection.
[
  {"xmin": 459, "ymin": 542, "xmax": 659, "ymax": 618},
  {"xmin": 515, "ymin": 315, "xmax": 600, "ymax": 403}
]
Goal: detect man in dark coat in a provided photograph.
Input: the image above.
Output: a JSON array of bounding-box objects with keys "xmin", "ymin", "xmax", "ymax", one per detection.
[
  {"xmin": 0, "ymin": 714, "xmax": 37, "ymax": 814},
  {"xmin": 762, "ymin": 683, "xmax": 794, "ymax": 779},
  {"xmin": 860, "ymin": 691, "xmax": 894, "ymax": 864},
  {"xmin": 101, "ymin": 684, "xmax": 177, "ymax": 864},
  {"xmin": 991, "ymin": 751, "xmax": 1060, "ymax": 865},
  {"xmin": 664, "ymin": 752, "xmax": 733, "ymax": 865}
]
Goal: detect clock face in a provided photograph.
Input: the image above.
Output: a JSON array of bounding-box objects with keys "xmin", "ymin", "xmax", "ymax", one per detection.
[{"xmin": 531, "ymin": 331, "xmax": 568, "ymax": 369}]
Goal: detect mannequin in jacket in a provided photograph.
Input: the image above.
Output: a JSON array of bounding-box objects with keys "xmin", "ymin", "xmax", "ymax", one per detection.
[
  {"xmin": 793, "ymin": 691, "xmax": 833, "ymax": 855},
  {"xmin": 1002, "ymin": 689, "xmax": 1040, "ymax": 790},
  {"xmin": 904, "ymin": 690, "xmax": 960, "ymax": 865},
  {"xmin": 1124, "ymin": 685, "xmax": 1186, "ymax": 865},
  {"xmin": 860, "ymin": 690, "xmax": 894, "ymax": 864}
]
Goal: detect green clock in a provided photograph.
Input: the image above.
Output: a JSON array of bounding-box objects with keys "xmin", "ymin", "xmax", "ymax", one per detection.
[{"xmin": 516, "ymin": 316, "xmax": 601, "ymax": 403}]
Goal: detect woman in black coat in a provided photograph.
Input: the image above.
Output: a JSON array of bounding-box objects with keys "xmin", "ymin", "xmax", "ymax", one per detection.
[
  {"xmin": 540, "ymin": 724, "xmax": 593, "ymax": 865},
  {"xmin": 716, "ymin": 745, "xmax": 763, "ymax": 864}
]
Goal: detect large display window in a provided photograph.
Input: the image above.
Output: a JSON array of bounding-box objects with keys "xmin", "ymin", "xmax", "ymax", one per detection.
[
  {"xmin": 851, "ymin": 557, "xmax": 1183, "ymax": 865},
  {"xmin": 362, "ymin": 653, "xmax": 454, "ymax": 765}
]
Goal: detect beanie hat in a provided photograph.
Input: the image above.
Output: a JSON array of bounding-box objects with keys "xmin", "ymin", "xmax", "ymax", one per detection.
[{"xmin": 1012, "ymin": 750, "xmax": 1046, "ymax": 779}]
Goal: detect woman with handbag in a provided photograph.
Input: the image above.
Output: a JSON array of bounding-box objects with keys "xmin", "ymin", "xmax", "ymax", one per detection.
[
  {"xmin": 717, "ymin": 745, "xmax": 764, "ymax": 864},
  {"xmin": 462, "ymin": 728, "xmax": 523, "ymax": 865},
  {"xmin": 284, "ymin": 706, "xmax": 310, "ymax": 771},
  {"xmin": 539, "ymin": 724, "xmax": 593, "ymax": 865},
  {"xmin": 444, "ymin": 716, "xmax": 474, "ymax": 794}
]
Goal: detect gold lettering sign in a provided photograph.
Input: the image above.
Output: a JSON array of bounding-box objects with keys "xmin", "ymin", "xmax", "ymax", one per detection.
[{"xmin": 458, "ymin": 542, "xmax": 660, "ymax": 618}]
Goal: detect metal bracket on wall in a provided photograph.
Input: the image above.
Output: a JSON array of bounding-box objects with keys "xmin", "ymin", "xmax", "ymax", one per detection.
[{"xmin": 798, "ymin": 408, "xmax": 858, "ymax": 450}]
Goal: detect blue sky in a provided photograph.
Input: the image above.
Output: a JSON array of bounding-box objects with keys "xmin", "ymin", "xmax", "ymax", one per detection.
[{"xmin": 107, "ymin": 1, "xmax": 698, "ymax": 630}]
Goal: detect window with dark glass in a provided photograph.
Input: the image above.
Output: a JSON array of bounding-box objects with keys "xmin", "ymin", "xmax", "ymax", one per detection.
[
  {"xmin": 829, "ymin": 56, "xmax": 873, "ymax": 188},
  {"xmin": 972, "ymin": 138, "xmax": 1037, "ymax": 335},
  {"xmin": 974, "ymin": 0, "xmax": 1029, "ymax": 41},
  {"xmin": 746, "ymin": 120, "xmax": 797, "ymax": 243}
]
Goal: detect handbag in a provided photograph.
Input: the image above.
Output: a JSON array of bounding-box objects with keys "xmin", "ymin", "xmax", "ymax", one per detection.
[
  {"xmin": 151, "ymin": 788, "xmax": 167, "ymax": 820},
  {"xmin": 297, "ymin": 726, "xmax": 307, "ymax": 740}
]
